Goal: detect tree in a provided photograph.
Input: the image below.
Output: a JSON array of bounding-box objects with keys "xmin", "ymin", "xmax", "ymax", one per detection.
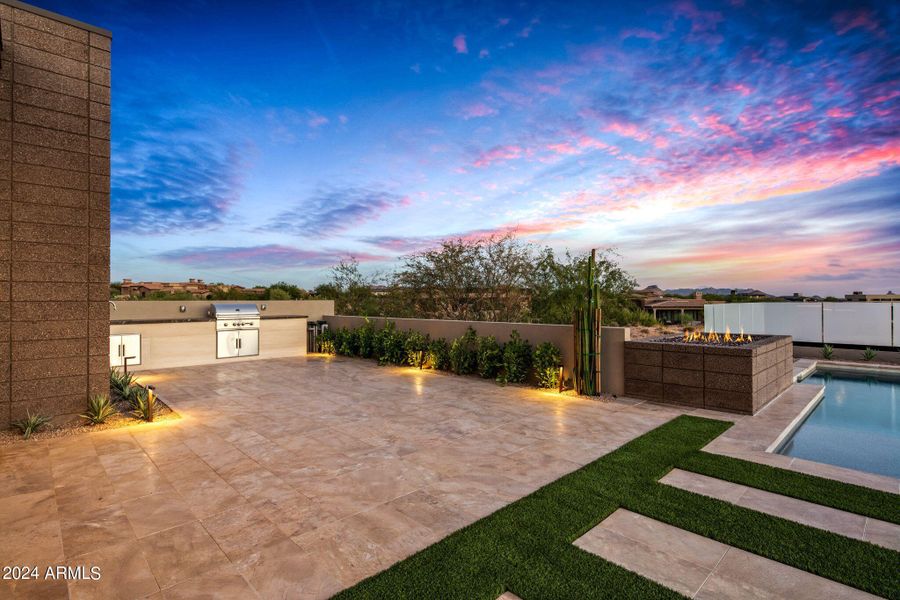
[
  {"xmin": 267, "ymin": 281, "xmax": 307, "ymax": 300},
  {"xmin": 393, "ymin": 234, "xmax": 534, "ymax": 321},
  {"xmin": 313, "ymin": 257, "xmax": 383, "ymax": 315},
  {"xmin": 529, "ymin": 248, "xmax": 637, "ymax": 325}
]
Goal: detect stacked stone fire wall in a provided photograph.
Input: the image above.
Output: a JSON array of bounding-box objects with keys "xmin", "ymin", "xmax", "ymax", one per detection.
[
  {"xmin": 0, "ymin": 1, "xmax": 111, "ymax": 426},
  {"xmin": 624, "ymin": 336, "xmax": 793, "ymax": 414}
]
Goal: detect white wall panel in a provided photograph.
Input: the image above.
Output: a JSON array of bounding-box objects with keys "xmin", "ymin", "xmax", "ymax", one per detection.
[
  {"xmin": 894, "ymin": 304, "xmax": 899, "ymax": 348},
  {"xmin": 823, "ymin": 302, "xmax": 892, "ymax": 346},
  {"xmin": 764, "ymin": 303, "xmax": 823, "ymax": 343}
]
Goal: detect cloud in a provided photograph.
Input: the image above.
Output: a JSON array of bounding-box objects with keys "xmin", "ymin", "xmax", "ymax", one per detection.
[
  {"xmin": 479, "ymin": 49, "xmax": 490, "ymax": 59},
  {"xmin": 621, "ymin": 28, "xmax": 663, "ymax": 41},
  {"xmin": 306, "ymin": 111, "xmax": 329, "ymax": 128},
  {"xmin": 472, "ymin": 144, "xmax": 524, "ymax": 167},
  {"xmin": 410, "ymin": 63, "xmax": 421, "ymax": 74},
  {"xmin": 158, "ymin": 244, "xmax": 388, "ymax": 269},
  {"xmin": 459, "ymin": 101, "xmax": 498, "ymax": 119},
  {"xmin": 112, "ymin": 141, "xmax": 246, "ymax": 234},
  {"xmin": 832, "ymin": 8, "xmax": 885, "ymax": 37},
  {"xmin": 262, "ymin": 186, "xmax": 410, "ymax": 237},
  {"xmin": 453, "ymin": 34, "xmax": 468, "ymax": 54}
]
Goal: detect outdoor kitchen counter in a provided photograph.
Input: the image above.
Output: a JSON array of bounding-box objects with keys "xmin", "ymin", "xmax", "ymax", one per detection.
[
  {"xmin": 110, "ymin": 315, "xmax": 309, "ymax": 325},
  {"xmin": 110, "ymin": 315, "xmax": 311, "ymax": 371}
]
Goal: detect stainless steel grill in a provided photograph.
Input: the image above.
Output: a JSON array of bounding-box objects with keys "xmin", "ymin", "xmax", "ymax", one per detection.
[{"xmin": 211, "ymin": 303, "xmax": 260, "ymax": 358}]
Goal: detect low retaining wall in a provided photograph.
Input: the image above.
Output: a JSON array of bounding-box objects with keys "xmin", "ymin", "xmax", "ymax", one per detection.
[
  {"xmin": 624, "ymin": 335, "xmax": 793, "ymax": 414},
  {"xmin": 324, "ymin": 316, "xmax": 629, "ymax": 396}
]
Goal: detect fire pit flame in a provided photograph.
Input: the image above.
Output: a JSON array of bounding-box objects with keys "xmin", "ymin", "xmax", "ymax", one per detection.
[{"xmin": 681, "ymin": 327, "xmax": 753, "ymax": 345}]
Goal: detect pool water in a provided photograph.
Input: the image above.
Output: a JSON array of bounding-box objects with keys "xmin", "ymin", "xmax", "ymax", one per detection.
[{"xmin": 778, "ymin": 369, "xmax": 900, "ymax": 478}]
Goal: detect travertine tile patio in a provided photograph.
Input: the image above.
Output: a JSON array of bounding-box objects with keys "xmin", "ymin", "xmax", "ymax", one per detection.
[
  {"xmin": 2, "ymin": 355, "xmax": 895, "ymax": 599},
  {"xmin": 0, "ymin": 355, "xmax": 689, "ymax": 599},
  {"xmin": 574, "ymin": 509, "xmax": 880, "ymax": 599}
]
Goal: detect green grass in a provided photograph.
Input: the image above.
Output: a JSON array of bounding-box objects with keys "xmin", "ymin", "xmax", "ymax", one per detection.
[{"xmin": 333, "ymin": 415, "xmax": 900, "ymax": 600}]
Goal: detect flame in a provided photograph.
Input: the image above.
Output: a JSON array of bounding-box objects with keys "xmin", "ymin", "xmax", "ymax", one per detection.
[{"xmin": 681, "ymin": 328, "xmax": 750, "ymax": 344}]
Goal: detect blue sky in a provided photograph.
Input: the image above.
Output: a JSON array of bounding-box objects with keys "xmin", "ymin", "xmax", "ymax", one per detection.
[{"xmin": 38, "ymin": 0, "xmax": 900, "ymax": 294}]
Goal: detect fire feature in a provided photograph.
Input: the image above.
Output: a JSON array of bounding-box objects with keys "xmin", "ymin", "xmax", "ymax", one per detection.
[
  {"xmin": 624, "ymin": 334, "xmax": 793, "ymax": 414},
  {"xmin": 682, "ymin": 327, "xmax": 752, "ymax": 344}
]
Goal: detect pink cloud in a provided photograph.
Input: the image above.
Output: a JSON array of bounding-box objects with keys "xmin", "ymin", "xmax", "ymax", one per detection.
[
  {"xmin": 459, "ymin": 102, "xmax": 498, "ymax": 119},
  {"xmin": 161, "ymin": 245, "xmax": 387, "ymax": 268},
  {"xmin": 603, "ymin": 121, "xmax": 650, "ymax": 142},
  {"xmin": 833, "ymin": 9, "xmax": 884, "ymax": 37},
  {"xmin": 453, "ymin": 34, "xmax": 468, "ymax": 54},
  {"xmin": 695, "ymin": 114, "xmax": 738, "ymax": 138},
  {"xmin": 472, "ymin": 144, "xmax": 524, "ymax": 167},
  {"xmin": 479, "ymin": 49, "xmax": 490, "ymax": 59},
  {"xmin": 826, "ymin": 107, "xmax": 854, "ymax": 118},
  {"xmin": 727, "ymin": 83, "xmax": 754, "ymax": 96},
  {"xmin": 306, "ymin": 111, "xmax": 329, "ymax": 128},
  {"xmin": 497, "ymin": 18, "xmax": 510, "ymax": 27},
  {"xmin": 800, "ymin": 40, "xmax": 822, "ymax": 53},
  {"xmin": 621, "ymin": 28, "xmax": 663, "ymax": 41}
]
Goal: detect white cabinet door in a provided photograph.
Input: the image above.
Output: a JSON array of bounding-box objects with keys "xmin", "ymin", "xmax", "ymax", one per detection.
[
  {"xmin": 217, "ymin": 330, "xmax": 240, "ymax": 358},
  {"xmin": 121, "ymin": 334, "xmax": 141, "ymax": 366},
  {"xmin": 237, "ymin": 329, "xmax": 259, "ymax": 357},
  {"xmin": 110, "ymin": 335, "xmax": 123, "ymax": 367}
]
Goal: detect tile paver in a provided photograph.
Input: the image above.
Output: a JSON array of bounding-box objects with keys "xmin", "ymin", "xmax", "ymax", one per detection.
[
  {"xmin": 575, "ymin": 509, "xmax": 879, "ymax": 599},
  {"xmin": 661, "ymin": 468, "xmax": 900, "ymax": 551}
]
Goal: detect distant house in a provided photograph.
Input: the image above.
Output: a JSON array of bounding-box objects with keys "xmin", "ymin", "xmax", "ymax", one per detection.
[
  {"xmin": 631, "ymin": 285, "xmax": 721, "ymax": 324},
  {"xmin": 844, "ymin": 291, "xmax": 900, "ymax": 302},
  {"xmin": 120, "ymin": 278, "xmax": 212, "ymax": 299},
  {"xmin": 779, "ymin": 292, "xmax": 824, "ymax": 302},
  {"xmin": 733, "ymin": 289, "xmax": 772, "ymax": 300}
]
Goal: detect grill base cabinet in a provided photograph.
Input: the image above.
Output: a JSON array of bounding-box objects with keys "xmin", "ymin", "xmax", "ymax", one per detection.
[
  {"xmin": 110, "ymin": 334, "xmax": 141, "ymax": 367},
  {"xmin": 216, "ymin": 329, "xmax": 259, "ymax": 359}
]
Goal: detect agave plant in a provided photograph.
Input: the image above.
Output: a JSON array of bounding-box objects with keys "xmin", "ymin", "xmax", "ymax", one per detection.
[
  {"xmin": 109, "ymin": 367, "xmax": 135, "ymax": 398},
  {"xmin": 13, "ymin": 412, "xmax": 51, "ymax": 440},
  {"xmin": 821, "ymin": 344, "xmax": 834, "ymax": 360},
  {"xmin": 131, "ymin": 387, "xmax": 156, "ymax": 422},
  {"xmin": 81, "ymin": 394, "xmax": 116, "ymax": 425},
  {"xmin": 862, "ymin": 347, "xmax": 877, "ymax": 361}
]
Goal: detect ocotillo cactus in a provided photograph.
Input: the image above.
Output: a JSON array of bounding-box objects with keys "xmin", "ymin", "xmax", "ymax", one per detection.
[{"xmin": 574, "ymin": 249, "xmax": 602, "ymax": 395}]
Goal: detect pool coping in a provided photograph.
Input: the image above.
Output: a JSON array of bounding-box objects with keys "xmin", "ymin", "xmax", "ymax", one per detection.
[{"xmin": 700, "ymin": 358, "xmax": 900, "ymax": 494}]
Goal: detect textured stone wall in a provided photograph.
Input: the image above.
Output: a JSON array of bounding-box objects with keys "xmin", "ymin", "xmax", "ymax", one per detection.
[
  {"xmin": 624, "ymin": 335, "xmax": 793, "ymax": 414},
  {"xmin": 0, "ymin": 1, "xmax": 111, "ymax": 425}
]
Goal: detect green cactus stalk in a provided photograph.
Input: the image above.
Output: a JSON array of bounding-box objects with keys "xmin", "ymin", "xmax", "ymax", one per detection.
[{"xmin": 574, "ymin": 250, "xmax": 602, "ymax": 395}]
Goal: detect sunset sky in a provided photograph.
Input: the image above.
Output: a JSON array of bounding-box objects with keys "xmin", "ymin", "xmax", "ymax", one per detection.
[{"xmin": 42, "ymin": 0, "xmax": 900, "ymax": 295}]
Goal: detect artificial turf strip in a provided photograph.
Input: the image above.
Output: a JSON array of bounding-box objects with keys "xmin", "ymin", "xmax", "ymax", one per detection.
[
  {"xmin": 678, "ymin": 450, "xmax": 900, "ymax": 524},
  {"xmin": 332, "ymin": 415, "xmax": 900, "ymax": 600}
]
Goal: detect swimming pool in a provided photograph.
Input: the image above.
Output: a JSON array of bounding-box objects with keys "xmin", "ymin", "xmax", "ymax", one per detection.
[{"xmin": 778, "ymin": 368, "xmax": 900, "ymax": 478}]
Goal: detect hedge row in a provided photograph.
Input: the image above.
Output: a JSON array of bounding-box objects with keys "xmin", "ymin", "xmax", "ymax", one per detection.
[{"xmin": 320, "ymin": 321, "xmax": 563, "ymax": 388}]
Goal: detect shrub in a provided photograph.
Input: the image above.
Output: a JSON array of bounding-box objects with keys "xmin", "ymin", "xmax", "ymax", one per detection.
[
  {"xmin": 319, "ymin": 327, "xmax": 336, "ymax": 354},
  {"xmin": 502, "ymin": 331, "xmax": 532, "ymax": 384},
  {"xmin": 822, "ymin": 344, "xmax": 834, "ymax": 359},
  {"xmin": 450, "ymin": 327, "xmax": 479, "ymax": 375},
  {"xmin": 13, "ymin": 412, "xmax": 50, "ymax": 440},
  {"xmin": 426, "ymin": 338, "xmax": 452, "ymax": 370},
  {"xmin": 375, "ymin": 322, "xmax": 407, "ymax": 365},
  {"xmin": 357, "ymin": 320, "xmax": 377, "ymax": 358},
  {"xmin": 862, "ymin": 347, "xmax": 876, "ymax": 361},
  {"xmin": 534, "ymin": 341, "xmax": 563, "ymax": 389},
  {"xmin": 476, "ymin": 335, "xmax": 503, "ymax": 379},
  {"xmin": 338, "ymin": 327, "xmax": 360, "ymax": 356},
  {"xmin": 405, "ymin": 331, "xmax": 430, "ymax": 368},
  {"xmin": 82, "ymin": 394, "xmax": 116, "ymax": 425},
  {"xmin": 131, "ymin": 387, "xmax": 157, "ymax": 422}
]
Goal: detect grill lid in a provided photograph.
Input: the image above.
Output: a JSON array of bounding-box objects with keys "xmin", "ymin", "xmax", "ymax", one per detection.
[{"xmin": 210, "ymin": 303, "xmax": 260, "ymax": 319}]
